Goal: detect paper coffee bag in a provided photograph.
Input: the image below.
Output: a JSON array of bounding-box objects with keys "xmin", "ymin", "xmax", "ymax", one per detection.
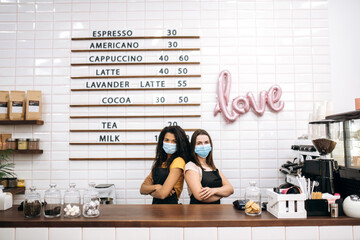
[
  {"xmin": 0, "ymin": 91, "xmax": 9, "ymax": 120},
  {"xmin": 9, "ymin": 91, "xmax": 25, "ymax": 120},
  {"xmin": 26, "ymin": 90, "xmax": 42, "ymax": 120},
  {"xmin": 1, "ymin": 134, "xmax": 11, "ymax": 150}
]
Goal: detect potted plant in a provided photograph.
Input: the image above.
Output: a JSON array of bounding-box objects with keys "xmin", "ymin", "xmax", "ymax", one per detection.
[{"xmin": 0, "ymin": 149, "xmax": 16, "ymax": 187}]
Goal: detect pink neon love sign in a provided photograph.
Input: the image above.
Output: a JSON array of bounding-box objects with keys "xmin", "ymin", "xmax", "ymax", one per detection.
[{"xmin": 214, "ymin": 70, "xmax": 285, "ymax": 123}]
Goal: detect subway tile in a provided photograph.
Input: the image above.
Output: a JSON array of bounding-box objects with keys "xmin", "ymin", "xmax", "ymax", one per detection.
[
  {"xmin": 286, "ymin": 226, "xmax": 319, "ymax": 240},
  {"xmin": 184, "ymin": 227, "xmax": 217, "ymax": 240},
  {"xmin": 116, "ymin": 228, "xmax": 149, "ymax": 240},
  {"xmin": 319, "ymin": 226, "xmax": 353, "ymax": 240},
  {"xmin": 252, "ymin": 227, "xmax": 285, "ymax": 240},
  {"xmin": 16, "ymin": 228, "xmax": 48, "ymax": 240},
  {"xmin": 83, "ymin": 228, "xmax": 115, "ymax": 240},
  {"xmin": 49, "ymin": 228, "xmax": 81, "ymax": 240},
  {"xmin": 150, "ymin": 228, "xmax": 183, "ymax": 240},
  {"xmin": 0, "ymin": 228, "xmax": 15, "ymax": 240}
]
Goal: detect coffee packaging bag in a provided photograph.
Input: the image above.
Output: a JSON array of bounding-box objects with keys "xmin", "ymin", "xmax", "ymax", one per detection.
[
  {"xmin": 1, "ymin": 134, "xmax": 12, "ymax": 150},
  {"xmin": 9, "ymin": 91, "xmax": 25, "ymax": 120},
  {"xmin": 0, "ymin": 91, "xmax": 9, "ymax": 120},
  {"xmin": 26, "ymin": 90, "xmax": 42, "ymax": 120}
]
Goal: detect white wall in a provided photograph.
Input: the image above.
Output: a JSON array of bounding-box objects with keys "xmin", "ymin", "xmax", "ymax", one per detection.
[
  {"xmin": 0, "ymin": 0, "xmax": 332, "ymax": 204},
  {"xmin": 329, "ymin": 0, "xmax": 360, "ymax": 113}
]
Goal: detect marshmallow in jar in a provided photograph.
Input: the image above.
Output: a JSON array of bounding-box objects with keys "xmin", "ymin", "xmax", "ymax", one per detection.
[
  {"xmin": 82, "ymin": 182, "xmax": 100, "ymax": 218},
  {"xmin": 63, "ymin": 183, "xmax": 81, "ymax": 218}
]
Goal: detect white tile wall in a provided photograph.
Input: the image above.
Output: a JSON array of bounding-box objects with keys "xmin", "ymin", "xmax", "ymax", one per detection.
[
  {"xmin": 0, "ymin": 0, "xmax": 331, "ymax": 204},
  {"xmin": 49, "ymin": 228, "xmax": 82, "ymax": 240},
  {"xmin": 184, "ymin": 227, "xmax": 217, "ymax": 240},
  {"xmin": 0, "ymin": 228, "xmax": 15, "ymax": 240},
  {"xmin": 252, "ymin": 227, "xmax": 285, "ymax": 240},
  {"xmin": 319, "ymin": 226, "xmax": 353, "ymax": 240},
  {"xmin": 116, "ymin": 228, "xmax": 149, "ymax": 240},
  {"xmin": 9, "ymin": 226, "xmax": 360, "ymax": 240},
  {"xmin": 285, "ymin": 226, "xmax": 319, "ymax": 240},
  {"xmin": 150, "ymin": 228, "xmax": 183, "ymax": 240},
  {"xmin": 82, "ymin": 228, "xmax": 115, "ymax": 240},
  {"xmin": 16, "ymin": 228, "xmax": 48, "ymax": 240}
]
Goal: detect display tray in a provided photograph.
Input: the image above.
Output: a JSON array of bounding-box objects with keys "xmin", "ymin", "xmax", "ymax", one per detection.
[{"xmin": 1, "ymin": 204, "xmax": 360, "ymax": 228}]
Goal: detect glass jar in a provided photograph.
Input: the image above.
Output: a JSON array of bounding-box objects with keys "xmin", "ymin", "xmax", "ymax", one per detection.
[
  {"xmin": 17, "ymin": 138, "xmax": 28, "ymax": 150},
  {"xmin": 83, "ymin": 182, "xmax": 100, "ymax": 218},
  {"xmin": 63, "ymin": 183, "xmax": 81, "ymax": 218},
  {"xmin": 28, "ymin": 138, "xmax": 40, "ymax": 150},
  {"xmin": 245, "ymin": 181, "xmax": 262, "ymax": 216},
  {"xmin": 6, "ymin": 138, "xmax": 17, "ymax": 150},
  {"xmin": 44, "ymin": 183, "xmax": 61, "ymax": 218},
  {"xmin": 24, "ymin": 186, "xmax": 41, "ymax": 218}
]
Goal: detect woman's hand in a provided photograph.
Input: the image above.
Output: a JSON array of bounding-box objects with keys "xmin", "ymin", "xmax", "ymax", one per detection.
[
  {"xmin": 151, "ymin": 186, "xmax": 176, "ymax": 197},
  {"xmin": 199, "ymin": 187, "xmax": 218, "ymax": 200}
]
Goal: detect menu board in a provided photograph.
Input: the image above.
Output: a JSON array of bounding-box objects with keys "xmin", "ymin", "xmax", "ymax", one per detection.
[{"xmin": 69, "ymin": 30, "xmax": 201, "ymax": 160}]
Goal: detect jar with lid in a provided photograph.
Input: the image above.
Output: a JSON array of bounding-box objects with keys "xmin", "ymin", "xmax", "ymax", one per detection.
[
  {"xmin": 44, "ymin": 183, "xmax": 61, "ymax": 218},
  {"xmin": 24, "ymin": 186, "xmax": 41, "ymax": 218},
  {"xmin": 28, "ymin": 138, "xmax": 39, "ymax": 150},
  {"xmin": 244, "ymin": 181, "xmax": 262, "ymax": 216},
  {"xmin": 63, "ymin": 183, "xmax": 81, "ymax": 218},
  {"xmin": 6, "ymin": 138, "xmax": 17, "ymax": 150},
  {"xmin": 17, "ymin": 138, "xmax": 28, "ymax": 150},
  {"xmin": 82, "ymin": 182, "xmax": 100, "ymax": 218}
]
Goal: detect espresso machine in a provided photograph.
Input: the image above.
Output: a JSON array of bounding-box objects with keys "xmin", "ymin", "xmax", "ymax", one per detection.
[{"xmin": 302, "ymin": 120, "xmax": 340, "ymax": 194}]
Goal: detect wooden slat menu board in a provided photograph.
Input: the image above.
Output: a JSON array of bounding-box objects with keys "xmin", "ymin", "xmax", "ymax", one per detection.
[{"xmin": 69, "ymin": 30, "xmax": 201, "ymax": 160}]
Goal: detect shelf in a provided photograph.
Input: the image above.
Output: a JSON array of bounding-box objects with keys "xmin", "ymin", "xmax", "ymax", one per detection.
[
  {"xmin": 3, "ymin": 187, "xmax": 25, "ymax": 195},
  {"xmin": 0, "ymin": 120, "xmax": 44, "ymax": 125},
  {"xmin": 0, "ymin": 150, "xmax": 43, "ymax": 154},
  {"xmin": 326, "ymin": 110, "xmax": 360, "ymax": 121}
]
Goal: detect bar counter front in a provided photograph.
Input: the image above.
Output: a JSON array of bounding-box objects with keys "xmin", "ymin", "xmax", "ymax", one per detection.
[{"xmin": 1, "ymin": 204, "xmax": 360, "ymax": 240}]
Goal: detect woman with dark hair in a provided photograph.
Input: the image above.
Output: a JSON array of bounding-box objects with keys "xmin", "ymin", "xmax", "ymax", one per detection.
[
  {"xmin": 185, "ymin": 129, "xmax": 234, "ymax": 204},
  {"xmin": 140, "ymin": 126, "xmax": 191, "ymax": 204}
]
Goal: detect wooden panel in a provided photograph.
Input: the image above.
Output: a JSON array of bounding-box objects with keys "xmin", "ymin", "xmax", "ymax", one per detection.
[
  {"xmin": 71, "ymin": 75, "xmax": 201, "ymax": 79},
  {"xmin": 70, "ymin": 129, "xmax": 198, "ymax": 132},
  {"xmin": 0, "ymin": 150, "xmax": 43, "ymax": 154},
  {"xmin": 71, "ymin": 88, "xmax": 201, "ymax": 92},
  {"xmin": 69, "ymin": 104, "xmax": 200, "ymax": 107},
  {"xmin": 72, "ymin": 36, "xmax": 200, "ymax": 40},
  {"xmin": 3, "ymin": 187, "xmax": 25, "ymax": 195},
  {"xmin": 71, "ymin": 62, "xmax": 200, "ymax": 66},
  {"xmin": 1, "ymin": 205, "xmax": 360, "ymax": 228},
  {"xmin": 0, "ymin": 120, "xmax": 44, "ymax": 125},
  {"xmin": 71, "ymin": 48, "xmax": 200, "ymax": 52},
  {"xmin": 70, "ymin": 115, "xmax": 201, "ymax": 119},
  {"xmin": 69, "ymin": 158, "xmax": 154, "ymax": 160},
  {"xmin": 69, "ymin": 142, "xmax": 156, "ymax": 145}
]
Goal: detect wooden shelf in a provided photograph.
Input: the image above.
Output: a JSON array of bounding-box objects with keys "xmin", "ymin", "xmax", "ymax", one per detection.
[
  {"xmin": 3, "ymin": 187, "xmax": 25, "ymax": 195},
  {"xmin": 72, "ymin": 48, "xmax": 200, "ymax": 52},
  {"xmin": 69, "ymin": 157, "xmax": 154, "ymax": 161},
  {"xmin": 0, "ymin": 150, "xmax": 43, "ymax": 154},
  {"xmin": 72, "ymin": 36, "xmax": 200, "ymax": 41},
  {"xmin": 0, "ymin": 120, "xmax": 44, "ymax": 125}
]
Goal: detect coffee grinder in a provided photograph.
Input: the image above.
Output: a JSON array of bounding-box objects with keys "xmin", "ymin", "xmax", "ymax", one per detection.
[{"xmin": 302, "ymin": 119, "xmax": 340, "ymax": 194}]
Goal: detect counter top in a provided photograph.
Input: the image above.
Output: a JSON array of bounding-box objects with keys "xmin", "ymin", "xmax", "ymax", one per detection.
[{"xmin": 1, "ymin": 204, "xmax": 360, "ymax": 228}]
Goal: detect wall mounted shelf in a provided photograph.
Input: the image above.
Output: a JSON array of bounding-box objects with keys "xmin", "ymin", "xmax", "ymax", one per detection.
[
  {"xmin": 0, "ymin": 150, "xmax": 43, "ymax": 154},
  {"xmin": 0, "ymin": 120, "xmax": 44, "ymax": 125},
  {"xmin": 4, "ymin": 187, "xmax": 25, "ymax": 195}
]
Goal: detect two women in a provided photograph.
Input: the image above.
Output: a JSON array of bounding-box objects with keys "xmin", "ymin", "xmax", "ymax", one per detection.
[{"xmin": 140, "ymin": 127, "xmax": 233, "ymax": 204}]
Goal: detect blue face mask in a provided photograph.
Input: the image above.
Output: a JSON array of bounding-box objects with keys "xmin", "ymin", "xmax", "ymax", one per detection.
[
  {"xmin": 163, "ymin": 142, "xmax": 177, "ymax": 154},
  {"xmin": 195, "ymin": 144, "xmax": 212, "ymax": 158}
]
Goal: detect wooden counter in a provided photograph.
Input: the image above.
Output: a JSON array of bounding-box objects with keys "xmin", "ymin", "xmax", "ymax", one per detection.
[{"xmin": 1, "ymin": 204, "xmax": 360, "ymax": 228}]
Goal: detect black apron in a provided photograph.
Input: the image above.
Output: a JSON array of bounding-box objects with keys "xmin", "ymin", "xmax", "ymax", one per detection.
[
  {"xmin": 152, "ymin": 167, "xmax": 178, "ymax": 204},
  {"xmin": 190, "ymin": 169, "xmax": 223, "ymax": 204}
]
